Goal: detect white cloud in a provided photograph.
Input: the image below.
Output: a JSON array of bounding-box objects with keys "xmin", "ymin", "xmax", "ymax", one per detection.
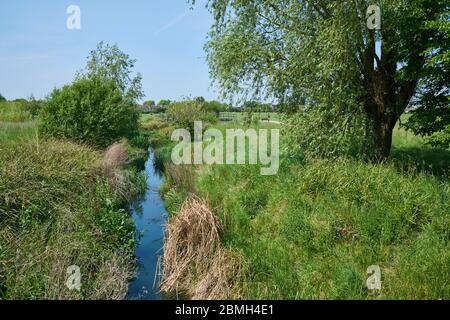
[{"xmin": 154, "ymin": 10, "xmax": 191, "ymax": 35}]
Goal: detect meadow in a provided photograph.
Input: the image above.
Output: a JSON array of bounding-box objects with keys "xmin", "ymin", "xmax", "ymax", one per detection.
[{"xmin": 0, "ymin": 43, "xmax": 156, "ymax": 300}]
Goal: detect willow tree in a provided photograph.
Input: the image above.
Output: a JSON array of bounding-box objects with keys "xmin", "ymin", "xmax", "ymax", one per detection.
[{"xmin": 194, "ymin": 0, "xmax": 449, "ymax": 159}]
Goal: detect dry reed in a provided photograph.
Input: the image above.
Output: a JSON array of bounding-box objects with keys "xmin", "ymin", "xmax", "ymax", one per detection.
[{"xmin": 160, "ymin": 195, "xmax": 241, "ymax": 300}]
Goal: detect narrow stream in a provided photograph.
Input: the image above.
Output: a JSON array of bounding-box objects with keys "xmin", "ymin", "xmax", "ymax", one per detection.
[{"xmin": 127, "ymin": 149, "xmax": 166, "ymax": 300}]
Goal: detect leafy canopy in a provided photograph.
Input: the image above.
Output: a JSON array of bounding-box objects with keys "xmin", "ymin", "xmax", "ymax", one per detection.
[
  {"xmin": 144, "ymin": 100, "xmax": 156, "ymax": 106},
  {"xmin": 158, "ymin": 99, "xmax": 173, "ymax": 106},
  {"xmin": 405, "ymin": 13, "xmax": 450, "ymax": 149},
  {"xmin": 194, "ymin": 0, "xmax": 449, "ymax": 158}
]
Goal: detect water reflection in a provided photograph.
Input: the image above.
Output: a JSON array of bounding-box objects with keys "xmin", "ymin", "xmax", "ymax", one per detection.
[{"xmin": 127, "ymin": 150, "xmax": 167, "ymax": 300}]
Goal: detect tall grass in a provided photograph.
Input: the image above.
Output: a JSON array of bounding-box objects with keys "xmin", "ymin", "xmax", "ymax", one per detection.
[
  {"xmin": 0, "ymin": 123, "xmax": 143, "ymax": 299},
  {"xmin": 161, "ymin": 195, "xmax": 241, "ymax": 299},
  {"xmin": 392, "ymin": 123, "xmax": 450, "ymax": 178},
  {"xmin": 0, "ymin": 122, "xmax": 38, "ymax": 146},
  {"xmin": 0, "ymin": 102, "xmax": 32, "ymax": 122},
  {"xmin": 193, "ymin": 160, "xmax": 449, "ymax": 299}
]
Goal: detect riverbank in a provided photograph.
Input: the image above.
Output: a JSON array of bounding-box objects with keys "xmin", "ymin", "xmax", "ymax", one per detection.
[
  {"xmin": 0, "ymin": 122, "xmax": 148, "ymax": 299},
  {"xmin": 143, "ymin": 114, "xmax": 450, "ymax": 300}
]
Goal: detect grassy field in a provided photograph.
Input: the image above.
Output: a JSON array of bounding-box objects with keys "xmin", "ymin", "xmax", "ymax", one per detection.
[
  {"xmin": 392, "ymin": 121, "xmax": 450, "ymax": 177},
  {"xmin": 142, "ymin": 114, "xmax": 450, "ymax": 300},
  {"xmin": 0, "ymin": 120, "xmax": 147, "ymax": 299},
  {"xmin": 0, "ymin": 102, "xmax": 33, "ymax": 123}
]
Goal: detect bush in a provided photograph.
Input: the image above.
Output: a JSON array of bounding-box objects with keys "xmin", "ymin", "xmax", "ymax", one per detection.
[
  {"xmin": 151, "ymin": 106, "xmax": 168, "ymax": 114},
  {"xmin": 406, "ymin": 107, "xmax": 450, "ymax": 150},
  {"xmin": 158, "ymin": 99, "xmax": 172, "ymax": 107},
  {"xmin": 203, "ymin": 100, "xmax": 230, "ymax": 114},
  {"xmin": 427, "ymin": 124, "xmax": 450, "ymax": 149},
  {"xmin": 39, "ymin": 78, "xmax": 139, "ymax": 148},
  {"xmin": 24, "ymin": 97, "xmax": 43, "ymax": 118},
  {"xmin": 166, "ymin": 100, "xmax": 218, "ymax": 134},
  {"xmin": 39, "ymin": 42, "xmax": 143, "ymax": 148},
  {"xmin": 128, "ymin": 131, "xmax": 150, "ymax": 149}
]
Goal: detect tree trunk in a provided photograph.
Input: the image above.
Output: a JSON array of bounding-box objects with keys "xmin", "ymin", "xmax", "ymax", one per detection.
[
  {"xmin": 372, "ymin": 113, "xmax": 396, "ymax": 160},
  {"xmin": 363, "ymin": 97, "xmax": 399, "ymax": 161},
  {"xmin": 360, "ymin": 29, "xmax": 422, "ymax": 161},
  {"xmin": 363, "ymin": 77, "xmax": 418, "ymax": 161}
]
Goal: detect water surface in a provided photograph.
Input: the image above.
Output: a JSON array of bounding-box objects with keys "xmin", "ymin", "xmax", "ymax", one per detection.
[{"xmin": 128, "ymin": 150, "xmax": 166, "ymax": 300}]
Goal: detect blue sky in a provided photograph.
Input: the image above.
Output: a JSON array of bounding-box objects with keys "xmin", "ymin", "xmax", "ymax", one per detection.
[{"xmin": 0, "ymin": 0, "xmax": 217, "ymax": 102}]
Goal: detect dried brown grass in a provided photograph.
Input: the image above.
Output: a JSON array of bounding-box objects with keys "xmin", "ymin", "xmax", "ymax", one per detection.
[
  {"xmin": 89, "ymin": 252, "xmax": 135, "ymax": 300},
  {"xmin": 102, "ymin": 142, "xmax": 128, "ymax": 173},
  {"xmin": 160, "ymin": 195, "xmax": 242, "ymax": 300},
  {"xmin": 164, "ymin": 163, "xmax": 197, "ymax": 193},
  {"xmin": 100, "ymin": 142, "xmax": 136, "ymax": 201}
]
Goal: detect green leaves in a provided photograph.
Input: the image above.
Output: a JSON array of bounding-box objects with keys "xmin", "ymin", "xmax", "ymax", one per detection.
[
  {"xmin": 166, "ymin": 100, "xmax": 218, "ymax": 134},
  {"xmin": 282, "ymin": 105, "xmax": 374, "ymax": 162},
  {"xmin": 197, "ymin": 0, "xmax": 450, "ymax": 158},
  {"xmin": 405, "ymin": 8, "xmax": 450, "ymax": 149},
  {"xmin": 39, "ymin": 78, "xmax": 139, "ymax": 148},
  {"xmin": 39, "ymin": 43, "xmax": 142, "ymax": 148},
  {"xmin": 78, "ymin": 41, "xmax": 144, "ymax": 102}
]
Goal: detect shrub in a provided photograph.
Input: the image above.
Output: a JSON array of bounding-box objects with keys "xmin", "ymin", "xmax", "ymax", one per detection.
[
  {"xmin": 140, "ymin": 116, "xmax": 169, "ymax": 131},
  {"xmin": 203, "ymin": 100, "xmax": 230, "ymax": 114},
  {"xmin": 158, "ymin": 99, "xmax": 172, "ymax": 107},
  {"xmin": 406, "ymin": 106, "xmax": 450, "ymax": 150},
  {"xmin": 39, "ymin": 42, "xmax": 143, "ymax": 148},
  {"xmin": 166, "ymin": 100, "xmax": 218, "ymax": 134},
  {"xmin": 39, "ymin": 78, "xmax": 139, "ymax": 148},
  {"xmin": 128, "ymin": 131, "xmax": 150, "ymax": 149},
  {"xmin": 24, "ymin": 97, "xmax": 43, "ymax": 118}
]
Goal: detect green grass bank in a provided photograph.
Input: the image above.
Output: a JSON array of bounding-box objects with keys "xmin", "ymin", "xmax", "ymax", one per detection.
[
  {"xmin": 143, "ymin": 114, "xmax": 450, "ymax": 300},
  {"xmin": 0, "ymin": 122, "xmax": 148, "ymax": 299}
]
